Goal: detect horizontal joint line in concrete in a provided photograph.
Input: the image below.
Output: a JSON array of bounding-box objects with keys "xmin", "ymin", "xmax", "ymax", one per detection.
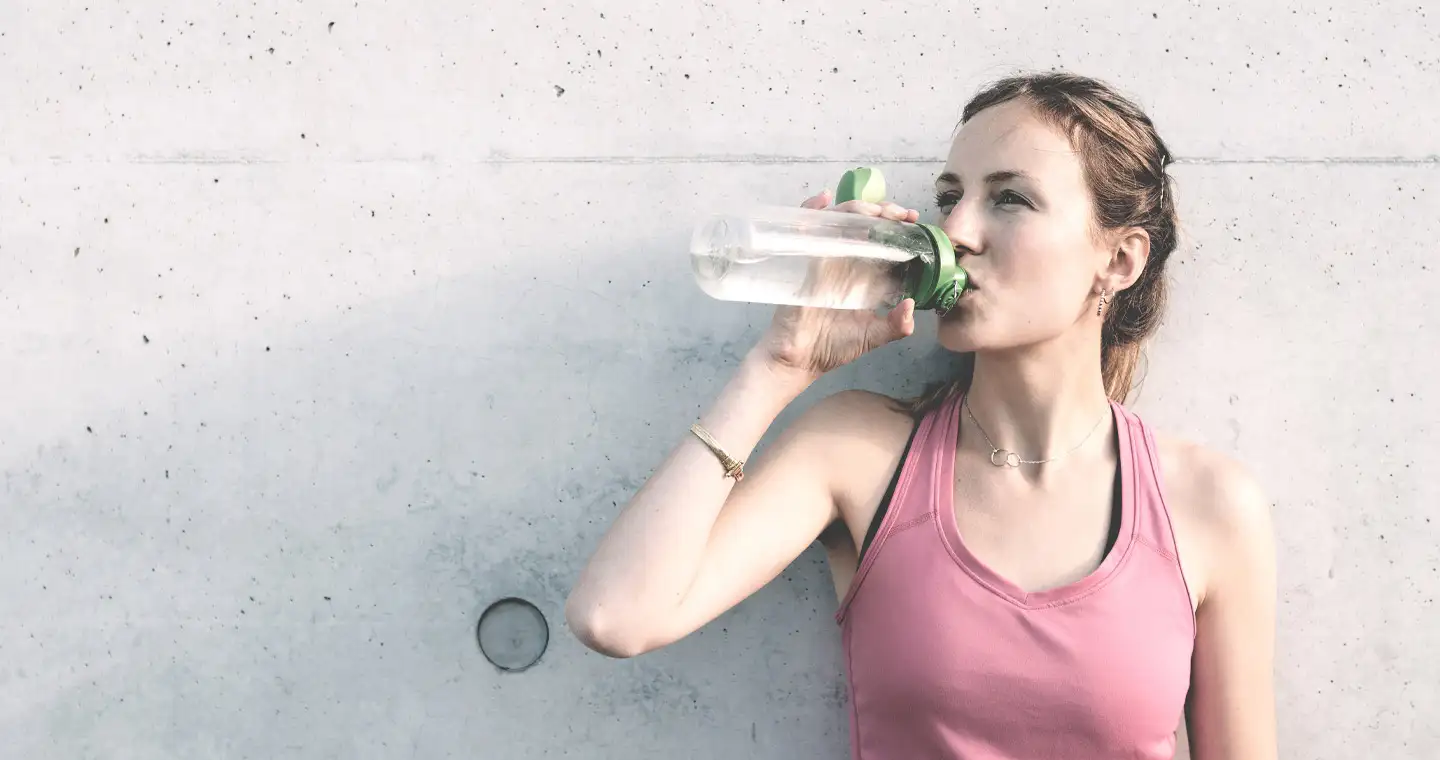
[
  {"xmin": 16, "ymin": 154, "xmax": 1440, "ymax": 166},
  {"xmin": 486, "ymin": 155, "xmax": 1440, "ymax": 167}
]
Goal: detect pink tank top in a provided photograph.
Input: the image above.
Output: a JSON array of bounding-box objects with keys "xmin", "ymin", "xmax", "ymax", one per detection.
[{"xmin": 835, "ymin": 392, "xmax": 1195, "ymax": 759}]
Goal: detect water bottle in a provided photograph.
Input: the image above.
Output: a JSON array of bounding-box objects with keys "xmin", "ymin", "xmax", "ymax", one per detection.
[{"xmin": 690, "ymin": 167, "xmax": 969, "ymax": 313}]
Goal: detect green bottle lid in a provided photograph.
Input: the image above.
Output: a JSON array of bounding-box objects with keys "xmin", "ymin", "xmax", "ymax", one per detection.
[
  {"xmin": 911, "ymin": 225, "xmax": 967, "ymax": 313},
  {"xmin": 833, "ymin": 167, "xmax": 969, "ymax": 313},
  {"xmin": 835, "ymin": 166, "xmax": 887, "ymax": 205}
]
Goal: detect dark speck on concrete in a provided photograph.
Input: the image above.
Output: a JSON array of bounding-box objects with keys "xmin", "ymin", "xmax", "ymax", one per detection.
[
  {"xmin": 328, "ymin": 22, "xmax": 335, "ymax": 32},
  {"xmin": 74, "ymin": 247, "xmax": 79, "ymax": 257},
  {"xmin": 86, "ymin": 426, "xmax": 93, "ymax": 433},
  {"xmin": 554, "ymin": 85, "xmax": 566, "ymax": 96},
  {"xmin": 142, "ymin": 335, "xmax": 149, "ymax": 344}
]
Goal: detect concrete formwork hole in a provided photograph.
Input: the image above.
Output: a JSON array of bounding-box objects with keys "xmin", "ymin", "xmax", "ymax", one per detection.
[{"xmin": 477, "ymin": 597, "xmax": 549, "ymax": 672}]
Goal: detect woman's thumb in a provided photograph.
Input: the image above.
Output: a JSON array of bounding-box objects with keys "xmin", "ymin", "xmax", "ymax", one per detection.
[
  {"xmin": 870, "ymin": 299, "xmax": 916, "ymax": 347},
  {"xmin": 891, "ymin": 299, "xmax": 916, "ymax": 340},
  {"xmin": 800, "ymin": 189, "xmax": 832, "ymax": 210}
]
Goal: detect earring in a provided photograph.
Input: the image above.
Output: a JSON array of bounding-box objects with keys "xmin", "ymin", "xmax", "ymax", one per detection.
[{"xmin": 1096, "ymin": 289, "xmax": 1112, "ymax": 317}]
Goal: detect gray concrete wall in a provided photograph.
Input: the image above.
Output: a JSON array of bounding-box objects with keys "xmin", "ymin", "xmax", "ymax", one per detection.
[{"xmin": 2, "ymin": 1, "xmax": 1435, "ymax": 758}]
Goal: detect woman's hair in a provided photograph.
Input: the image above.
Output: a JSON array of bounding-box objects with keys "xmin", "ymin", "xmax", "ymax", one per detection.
[{"xmin": 904, "ymin": 71, "xmax": 1179, "ymax": 416}]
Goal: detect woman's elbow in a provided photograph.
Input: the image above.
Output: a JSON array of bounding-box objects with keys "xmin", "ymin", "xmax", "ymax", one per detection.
[{"xmin": 564, "ymin": 596, "xmax": 657, "ymax": 659}]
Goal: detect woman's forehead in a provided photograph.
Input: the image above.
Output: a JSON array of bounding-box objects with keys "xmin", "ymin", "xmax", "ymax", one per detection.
[{"xmin": 941, "ymin": 101, "xmax": 1081, "ymax": 184}]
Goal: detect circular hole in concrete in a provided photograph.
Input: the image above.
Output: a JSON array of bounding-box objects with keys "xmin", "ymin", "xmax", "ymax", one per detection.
[{"xmin": 476, "ymin": 597, "xmax": 549, "ymax": 672}]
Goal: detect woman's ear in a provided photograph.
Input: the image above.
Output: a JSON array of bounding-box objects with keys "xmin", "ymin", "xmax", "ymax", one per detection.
[{"xmin": 1104, "ymin": 227, "xmax": 1151, "ymax": 292}]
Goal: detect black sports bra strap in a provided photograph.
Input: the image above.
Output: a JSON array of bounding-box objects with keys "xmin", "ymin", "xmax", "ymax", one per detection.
[{"xmin": 858, "ymin": 419, "xmax": 922, "ymax": 562}]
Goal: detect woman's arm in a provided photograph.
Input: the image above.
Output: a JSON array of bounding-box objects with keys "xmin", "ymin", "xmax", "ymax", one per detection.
[
  {"xmin": 1185, "ymin": 454, "xmax": 1279, "ymax": 760},
  {"xmin": 565, "ymin": 191, "xmax": 919, "ymax": 659},
  {"xmin": 565, "ymin": 349, "xmax": 885, "ymax": 658}
]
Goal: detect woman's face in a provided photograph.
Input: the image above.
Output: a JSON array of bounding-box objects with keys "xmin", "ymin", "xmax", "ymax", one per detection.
[{"xmin": 932, "ymin": 99, "xmax": 1124, "ymax": 354}]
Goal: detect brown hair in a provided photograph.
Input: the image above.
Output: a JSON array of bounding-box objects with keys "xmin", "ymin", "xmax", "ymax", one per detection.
[{"xmin": 903, "ymin": 71, "xmax": 1179, "ymax": 417}]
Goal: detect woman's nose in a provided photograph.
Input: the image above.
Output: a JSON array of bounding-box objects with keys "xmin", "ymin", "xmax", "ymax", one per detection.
[{"xmin": 939, "ymin": 201, "xmax": 982, "ymax": 256}]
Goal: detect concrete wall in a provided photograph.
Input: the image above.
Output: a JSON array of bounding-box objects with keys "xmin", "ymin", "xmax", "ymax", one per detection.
[{"xmin": 2, "ymin": 1, "xmax": 1435, "ymax": 757}]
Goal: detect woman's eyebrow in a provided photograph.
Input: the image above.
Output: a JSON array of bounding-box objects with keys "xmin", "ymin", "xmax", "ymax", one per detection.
[{"xmin": 935, "ymin": 169, "xmax": 1035, "ymax": 187}]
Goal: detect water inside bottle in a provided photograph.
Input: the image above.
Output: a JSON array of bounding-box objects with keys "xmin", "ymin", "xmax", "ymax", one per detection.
[{"xmin": 691, "ymin": 213, "xmax": 932, "ymax": 310}]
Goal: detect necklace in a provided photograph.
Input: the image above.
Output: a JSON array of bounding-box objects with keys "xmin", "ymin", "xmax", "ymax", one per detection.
[{"xmin": 963, "ymin": 393, "xmax": 1109, "ymax": 468}]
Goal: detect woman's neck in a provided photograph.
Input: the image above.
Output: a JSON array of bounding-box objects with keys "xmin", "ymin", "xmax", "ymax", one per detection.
[{"xmin": 964, "ymin": 335, "xmax": 1113, "ymax": 464}]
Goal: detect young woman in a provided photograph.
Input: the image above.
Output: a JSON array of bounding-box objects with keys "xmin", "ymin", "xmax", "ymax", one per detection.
[{"xmin": 566, "ymin": 72, "xmax": 1277, "ymax": 760}]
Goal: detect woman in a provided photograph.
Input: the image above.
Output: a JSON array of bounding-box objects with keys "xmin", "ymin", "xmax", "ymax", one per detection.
[{"xmin": 566, "ymin": 72, "xmax": 1277, "ymax": 760}]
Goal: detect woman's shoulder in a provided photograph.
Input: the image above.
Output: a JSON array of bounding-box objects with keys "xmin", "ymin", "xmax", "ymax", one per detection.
[
  {"xmin": 764, "ymin": 388, "xmax": 919, "ymax": 487},
  {"xmin": 798, "ymin": 389, "xmax": 918, "ymax": 447},
  {"xmin": 809, "ymin": 387, "xmax": 914, "ymax": 416},
  {"xmin": 1149, "ymin": 427, "xmax": 1276, "ymax": 604},
  {"xmin": 796, "ymin": 388, "xmax": 923, "ymax": 516},
  {"xmin": 1150, "ymin": 431, "xmax": 1270, "ymax": 531}
]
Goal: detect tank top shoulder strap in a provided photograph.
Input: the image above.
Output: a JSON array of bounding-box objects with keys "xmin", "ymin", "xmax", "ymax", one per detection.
[
  {"xmin": 1112, "ymin": 402, "xmax": 1183, "ymax": 561},
  {"xmin": 857, "ymin": 418, "xmax": 922, "ymax": 560},
  {"xmin": 837, "ymin": 391, "xmax": 957, "ymax": 620}
]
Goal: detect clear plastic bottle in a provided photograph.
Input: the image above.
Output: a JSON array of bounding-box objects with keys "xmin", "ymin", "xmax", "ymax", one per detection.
[{"xmin": 690, "ymin": 168, "xmax": 968, "ymax": 313}]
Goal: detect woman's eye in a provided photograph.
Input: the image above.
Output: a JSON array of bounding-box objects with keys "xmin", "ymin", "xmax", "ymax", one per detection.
[
  {"xmin": 934, "ymin": 191, "xmax": 960, "ymax": 211},
  {"xmin": 995, "ymin": 189, "xmax": 1032, "ymax": 208}
]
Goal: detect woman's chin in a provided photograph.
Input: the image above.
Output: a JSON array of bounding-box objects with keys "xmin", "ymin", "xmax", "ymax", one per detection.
[{"xmin": 935, "ymin": 324, "xmax": 981, "ymax": 354}]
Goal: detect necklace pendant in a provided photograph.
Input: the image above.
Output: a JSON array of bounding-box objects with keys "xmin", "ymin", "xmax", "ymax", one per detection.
[{"xmin": 989, "ymin": 448, "xmax": 1022, "ymax": 468}]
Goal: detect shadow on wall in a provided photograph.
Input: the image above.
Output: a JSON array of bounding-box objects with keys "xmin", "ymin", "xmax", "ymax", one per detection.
[{"xmin": 1, "ymin": 188, "xmax": 972, "ymax": 757}]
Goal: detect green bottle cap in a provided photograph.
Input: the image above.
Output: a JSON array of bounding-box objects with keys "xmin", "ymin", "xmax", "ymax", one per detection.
[
  {"xmin": 835, "ymin": 167, "xmax": 887, "ymax": 204},
  {"xmin": 832, "ymin": 167, "xmax": 969, "ymax": 313},
  {"xmin": 911, "ymin": 223, "xmax": 968, "ymax": 314}
]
